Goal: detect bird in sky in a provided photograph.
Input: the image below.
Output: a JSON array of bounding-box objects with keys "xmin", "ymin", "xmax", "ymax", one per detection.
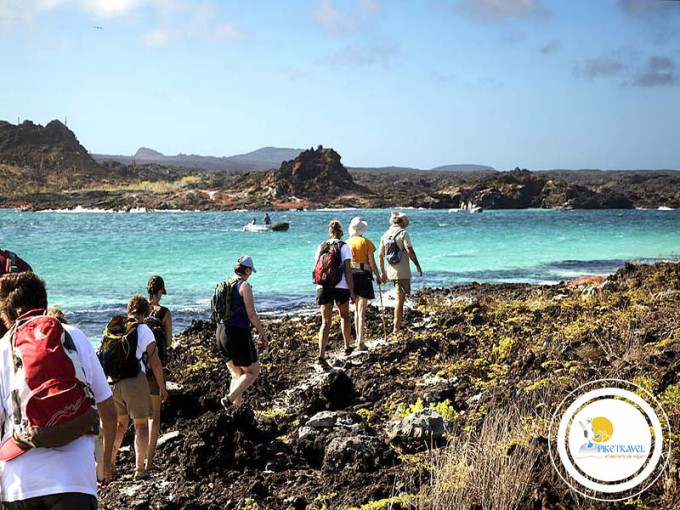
[{"xmin": 92, "ymin": 26, "xmax": 103, "ymax": 30}]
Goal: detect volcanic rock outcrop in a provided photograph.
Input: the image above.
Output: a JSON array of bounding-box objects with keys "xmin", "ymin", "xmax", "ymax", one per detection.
[
  {"xmin": 251, "ymin": 145, "xmax": 372, "ymax": 204},
  {"xmin": 445, "ymin": 168, "xmax": 634, "ymax": 209},
  {"xmin": 0, "ymin": 120, "xmax": 100, "ymax": 172}
]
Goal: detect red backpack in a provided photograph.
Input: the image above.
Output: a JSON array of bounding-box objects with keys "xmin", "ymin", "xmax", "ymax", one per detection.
[
  {"xmin": 0, "ymin": 310, "xmax": 99, "ymax": 461},
  {"xmin": 313, "ymin": 240, "xmax": 346, "ymax": 288},
  {"xmin": 0, "ymin": 250, "xmax": 32, "ymax": 275}
]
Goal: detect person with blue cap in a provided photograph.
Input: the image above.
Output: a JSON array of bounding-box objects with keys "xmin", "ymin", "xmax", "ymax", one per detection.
[{"xmin": 213, "ymin": 255, "xmax": 269, "ymax": 408}]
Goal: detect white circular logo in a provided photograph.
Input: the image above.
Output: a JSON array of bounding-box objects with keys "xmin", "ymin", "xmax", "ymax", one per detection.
[{"xmin": 549, "ymin": 379, "xmax": 671, "ymax": 501}]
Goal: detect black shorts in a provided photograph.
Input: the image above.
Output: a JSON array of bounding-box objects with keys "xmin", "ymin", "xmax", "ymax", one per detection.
[
  {"xmin": 216, "ymin": 324, "xmax": 258, "ymax": 367},
  {"xmin": 3, "ymin": 492, "xmax": 97, "ymax": 510},
  {"xmin": 316, "ymin": 287, "xmax": 351, "ymax": 306},
  {"xmin": 352, "ymin": 271, "xmax": 375, "ymax": 300}
]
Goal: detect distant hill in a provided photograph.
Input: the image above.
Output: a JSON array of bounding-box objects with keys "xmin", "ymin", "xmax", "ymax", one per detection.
[
  {"xmin": 93, "ymin": 146, "xmax": 304, "ymax": 172},
  {"xmin": 430, "ymin": 163, "xmax": 496, "ymax": 172}
]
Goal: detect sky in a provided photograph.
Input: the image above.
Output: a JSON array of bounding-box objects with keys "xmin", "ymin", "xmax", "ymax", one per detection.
[{"xmin": 1, "ymin": 0, "xmax": 679, "ymax": 170}]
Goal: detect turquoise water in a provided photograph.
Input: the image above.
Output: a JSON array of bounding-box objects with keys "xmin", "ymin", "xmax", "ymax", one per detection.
[{"xmin": 1, "ymin": 208, "xmax": 679, "ymax": 339}]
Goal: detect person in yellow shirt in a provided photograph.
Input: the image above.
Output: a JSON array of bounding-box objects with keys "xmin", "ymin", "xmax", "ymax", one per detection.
[{"xmin": 347, "ymin": 217, "xmax": 382, "ymax": 350}]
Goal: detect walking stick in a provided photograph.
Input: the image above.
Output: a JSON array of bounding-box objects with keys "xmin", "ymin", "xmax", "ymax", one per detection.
[{"xmin": 377, "ymin": 281, "xmax": 388, "ymax": 342}]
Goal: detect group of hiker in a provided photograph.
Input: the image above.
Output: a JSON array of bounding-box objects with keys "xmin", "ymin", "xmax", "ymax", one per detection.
[
  {"xmin": 0, "ymin": 210, "xmax": 422, "ymax": 507},
  {"xmin": 0, "ymin": 249, "xmax": 175, "ymax": 507},
  {"xmin": 312, "ymin": 211, "xmax": 422, "ymax": 364},
  {"xmin": 213, "ymin": 211, "xmax": 423, "ymax": 406}
]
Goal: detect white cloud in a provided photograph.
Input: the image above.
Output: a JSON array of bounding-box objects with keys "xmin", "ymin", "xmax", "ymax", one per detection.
[
  {"xmin": 314, "ymin": 0, "xmax": 358, "ymax": 36},
  {"xmin": 79, "ymin": 0, "xmax": 144, "ymax": 18},
  {"xmin": 1, "ymin": 0, "xmax": 241, "ymax": 46},
  {"xmin": 455, "ymin": 0, "xmax": 547, "ymax": 21}
]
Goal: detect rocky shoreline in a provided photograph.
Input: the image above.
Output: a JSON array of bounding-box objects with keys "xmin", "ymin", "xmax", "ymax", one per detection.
[
  {"xmin": 99, "ymin": 261, "xmax": 680, "ymax": 510},
  {"xmin": 2, "ymin": 121, "xmax": 679, "ymax": 211}
]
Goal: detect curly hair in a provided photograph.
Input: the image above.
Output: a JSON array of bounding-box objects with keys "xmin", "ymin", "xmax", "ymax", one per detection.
[
  {"xmin": 0, "ymin": 272, "xmax": 47, "ymax": 324},
  {"xmin": 127, "ymin": 295, "xmax": 150, "ymax": 317}
]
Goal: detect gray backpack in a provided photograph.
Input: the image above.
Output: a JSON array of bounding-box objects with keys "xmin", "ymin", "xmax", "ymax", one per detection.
[{"xmin": 384, "ymin": 229, "xmax": 405, "ymax": 264}]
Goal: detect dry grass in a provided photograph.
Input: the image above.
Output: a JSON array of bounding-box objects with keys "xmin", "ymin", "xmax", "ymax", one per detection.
[{"xmin": 418, "ymin": 405, "xmax": 541, "ymax": 510}]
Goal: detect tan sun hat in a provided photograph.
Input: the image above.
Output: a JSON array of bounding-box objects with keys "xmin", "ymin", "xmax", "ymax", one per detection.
[
  {"xmin": 349, "ymin": 217, "xmax": 368, "ymax": 237},
  {"xmin": 390, "ymin": 211, "xmax": 409, "ymax": 228}
]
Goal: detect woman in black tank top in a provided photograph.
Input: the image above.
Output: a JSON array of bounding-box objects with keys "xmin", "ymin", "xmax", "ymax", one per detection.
[
  {"xmin": 216, "ymin": 255, "xmax": 269, "ymax": 409},
  {"xmin": 146, "ymin": 275, "xmax": 172, "ymax": 471}
]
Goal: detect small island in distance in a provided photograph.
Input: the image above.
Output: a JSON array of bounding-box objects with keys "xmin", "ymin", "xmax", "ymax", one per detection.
[{"xmin": 0, "ymin": 119, "xmax": 678, "ymax": 211}]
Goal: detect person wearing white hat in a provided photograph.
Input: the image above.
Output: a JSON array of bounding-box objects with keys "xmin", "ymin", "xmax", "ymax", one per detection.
[
  {"xmin": 379, "ymin": 212, "xmax": 423, "ymax": 334},
  {"xmin": 347, "ymin": 217, "xmax": 381, "ymax": 350}
]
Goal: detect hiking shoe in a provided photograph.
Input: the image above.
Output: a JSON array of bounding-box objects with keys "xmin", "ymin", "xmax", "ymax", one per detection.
[
  {"xmin": 356, "ymin": 343, "xmax": 368, "ymax": 352},
  {"xmin": 344, "ymin": 347, "xmax": 354, "ymax": 356},
  {"xmin": 220, "ymin": 396, "xmax": 233, "ymax": 411},
  {"xmin": 318, "ymin": 356, "xmax": 330, "ymax": 368},
  {"xmin": 134, "ymin": 468, "xmax": 148, "ymax": 481}
]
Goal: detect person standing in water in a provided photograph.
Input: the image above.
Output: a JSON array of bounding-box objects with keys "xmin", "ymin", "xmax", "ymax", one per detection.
[
  {"xmin": 346, "ymin": 217, "xmax": 381, "ymax": 351},
  {"xmin": 145, "ymin": 275, "xmax": 172, "ymax": 471},
  {"xmin": 214, "ymin": 256, "xmax": 269, "ymax": 408}
]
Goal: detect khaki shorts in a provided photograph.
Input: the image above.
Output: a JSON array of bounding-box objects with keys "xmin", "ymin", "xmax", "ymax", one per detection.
[
  {"xmin": 391, "ymin": 278, "xmax": 411, "ymax": 296},
  {"xmin": 112, "ymin": 371, "xmax": 151, "ymax": 419}
]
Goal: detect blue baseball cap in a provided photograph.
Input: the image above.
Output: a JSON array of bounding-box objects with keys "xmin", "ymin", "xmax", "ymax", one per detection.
[{"xmin": 238, "ymin": 255, "xmax": 257, "ymax": 272}]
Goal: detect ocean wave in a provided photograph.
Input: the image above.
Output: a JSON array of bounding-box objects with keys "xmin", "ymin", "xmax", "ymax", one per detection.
[
  {"xmin": 37, "ymin": 206, "xmax": 121, "ymax": 214},
  {"xmin": 314, "ymin": 207, "xmax": 359, "ymax": 212}
]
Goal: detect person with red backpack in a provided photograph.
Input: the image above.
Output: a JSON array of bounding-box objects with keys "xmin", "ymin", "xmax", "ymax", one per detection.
[
  {"xmin": 313, "ymin": 220, "xmax": 355, "ymax": 366},
  {"xmin": 145, "ymin": 275, "xmax": 172, "ymax": 471},
  {"xmin": 0, "ymin": 248, "xmax": 33, "ymax": 339},
  {"xmin": 0, "ymin": 272, "xmax": 118, "ymax": 508}
]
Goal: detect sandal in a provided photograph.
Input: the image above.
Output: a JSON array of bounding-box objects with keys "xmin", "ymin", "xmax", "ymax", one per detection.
[
  {"xmin": 344, "ymin": 347, "xmax": 354, "ymax": 356},
  {"xmin": 318, "ymin": 356, "xmax": 330, "ymax": 368}
]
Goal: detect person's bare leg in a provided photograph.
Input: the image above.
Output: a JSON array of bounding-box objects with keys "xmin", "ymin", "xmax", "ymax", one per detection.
[
  {"xmin": 228, "ymin": 362, "xmax": 261, "ymax": 404},
  {"xmin": 227, "ymin": 362, "xmax": 244, "ymax": 397},
  {"xmin": 133, "ymin": 417, "xmax": 150, "ymax": 476},
  {"xmin": 394, "ymin": 289, "xmax": 406, "ymax": 334},
  {"xmin": 338, "ymin": 300, "xmax": 351, "ymax": 350},
  {"xmin": 355, "ymin": 297, "xmax": 367, "ymax": 347},
  {"xmin": 146, "ymin": 395, "xmax": 162, "ymax": 470},
  {"xmin": 354, "ymin": 299, "xmax": 360, "ymax": 346},
  {"xmin": 112, "ymin": 414, "xmax": 129, "ymax": 468},
  {"xmin": 225, "ymin": 361, "xmax": 244, "ymax": 404},
  {"xmin": 318, "ymin": 304, "xmax": 333, "ymax": 358}
]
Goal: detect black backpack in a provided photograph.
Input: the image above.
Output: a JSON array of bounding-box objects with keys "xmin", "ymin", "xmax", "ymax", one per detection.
[
  {"xmin": 97, "ymin": 316, "xmax": 140, "ymax": 382},
  {"xmin": 145, "ymin": 307, "xmax": 168, "ymax": 365},
  {"xmin": 384, "ymin": 229, "xmax": 405, "ymax": 265},
  {"xmin": 313, "ymin": 240, "xmax": 346, "ymax": 288},
  {"xmin": 211, "ymin": 276, "xmax": 240, "ymax": 323}
]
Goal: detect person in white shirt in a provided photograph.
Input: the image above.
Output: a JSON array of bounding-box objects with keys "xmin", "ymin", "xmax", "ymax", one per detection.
[
  {"xmin": 0, "ymin": 272, "xmax": 117, "ymax": 509},
  {"xmin": 110, "ymin": 296, "xmax": 168, "ymax": 480},
  {"xmin": 314, "ymin": 220, "xmax": 355, "ymax": 366}
]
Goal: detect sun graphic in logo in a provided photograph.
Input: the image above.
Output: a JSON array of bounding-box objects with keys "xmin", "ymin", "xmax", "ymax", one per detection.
[{"xmin": 591, "ymin": 416, "xmax": 614, "ymax": 443}]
